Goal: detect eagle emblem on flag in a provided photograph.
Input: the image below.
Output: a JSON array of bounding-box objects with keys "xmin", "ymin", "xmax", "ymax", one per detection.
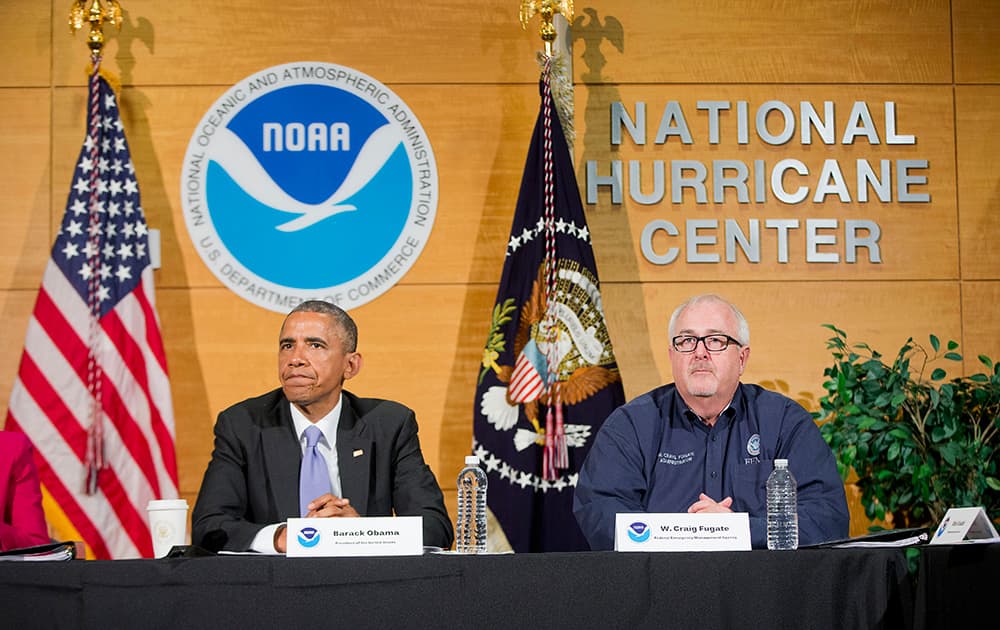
[{"xmin": 479, "ymin": 260, "xmax": 620, "ymax": 453}]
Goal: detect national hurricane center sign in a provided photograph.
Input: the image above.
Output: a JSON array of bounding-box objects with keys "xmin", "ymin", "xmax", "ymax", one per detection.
[
  {"xmin": 585, "ymin": 99, "xmax": 931, "ymax": 266},
  {"xmin": 182, "ymin": 62, "xmax": 437, "ymax": 312}
]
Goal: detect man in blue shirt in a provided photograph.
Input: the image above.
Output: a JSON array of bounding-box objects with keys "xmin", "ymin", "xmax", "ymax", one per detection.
[{"xmin": 573, "ymin": 294, "xmax": 849, "ymax": 550}]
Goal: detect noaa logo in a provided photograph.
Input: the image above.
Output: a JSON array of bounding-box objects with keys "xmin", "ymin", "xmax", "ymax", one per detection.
[
  {"xmin": 181, "ymin": 62, "xmax": 438, "ymax": 313},
  {"xmin": 627, "ymin": 521, "xmax": 651, "ymax": 543},
  {"xmin": 935, "ymin": 517, "xmax": 949, "ymax": 538},
  {"xmin": 297, "ymin": 526, "xmax": 321, "ymax": 548},
  {"xmin": 747, "ymin": 434, "xmax": 761, "ymax": 457}
]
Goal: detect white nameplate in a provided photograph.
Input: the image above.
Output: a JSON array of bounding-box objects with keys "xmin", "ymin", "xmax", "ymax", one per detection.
[
  {"xmin": 285, "ymin": 516, "xmax": 423, "ymax": 557},
  {"xmin": 929, "ymin": 507, "xmax": 1000, "ymax": 545},
  {"xmin": 614, "ymin": 513, "xmax": 752, "ymax": 552}
]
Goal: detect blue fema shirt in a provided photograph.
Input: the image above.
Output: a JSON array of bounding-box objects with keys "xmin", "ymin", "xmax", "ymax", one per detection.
[{"xmin": 572, "ymin": 383, "xmax": 849, "ymax": 550}]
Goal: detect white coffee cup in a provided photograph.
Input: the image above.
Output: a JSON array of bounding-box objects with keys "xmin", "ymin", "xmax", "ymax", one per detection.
[{"xmin": 146, "ymin": 499, "xmax": 189, "ymax": 558}]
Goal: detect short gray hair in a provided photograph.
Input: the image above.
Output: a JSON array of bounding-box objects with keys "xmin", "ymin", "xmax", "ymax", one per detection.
[
  {"xmin": 668, "ymin": 294, "xmax": 750, "ymax": 346},
  {"xmin": 286, "ymin": 300, "xmax": 358, "ymax": 352}
]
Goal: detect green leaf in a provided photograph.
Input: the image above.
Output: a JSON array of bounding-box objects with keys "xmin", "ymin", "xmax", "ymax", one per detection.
[
  {"xmin": 889, "ymin": 428, "xmax": 911, "ymax": 440},
  {"xmin": 939, "ymin": 443, "xmax": 961, "ymax": 466},
  {"xmin": 818, "ymin": 325, "xmax": 1000, "ymax": 529},
  {"xmin": 858, "ymin": 416, "xmax": 877, "ymax": 430},
  {"xmin": 822, "ymin": 323, "xmax": 845, "ymax": 337}
]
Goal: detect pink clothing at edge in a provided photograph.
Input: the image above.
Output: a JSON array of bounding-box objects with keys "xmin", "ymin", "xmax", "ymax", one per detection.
[{"xmin": 0, "ymin": 431, "xmax": 50, "ymax": 550}]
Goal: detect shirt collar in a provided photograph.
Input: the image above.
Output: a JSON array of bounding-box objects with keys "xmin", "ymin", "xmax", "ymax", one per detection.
[
  {"xmin": 289, "ymin": 393, "xmax": 343, "ymax": 445},
  {"xmin": 680, "ymin": 385, "xmax": 741, "ymax": 426}
]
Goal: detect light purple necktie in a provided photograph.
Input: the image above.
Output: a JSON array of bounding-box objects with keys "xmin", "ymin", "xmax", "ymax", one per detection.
[{"xmin": 300, "ymin": 425, "xmax": 332, "ymax": 516}]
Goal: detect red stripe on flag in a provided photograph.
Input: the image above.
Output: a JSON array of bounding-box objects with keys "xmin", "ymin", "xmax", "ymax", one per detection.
[
  {"xmin": 8, "ymin": 415, "xmax": 113, "ymax": 559},
  {"xmin": 12, "ymin": 353, "xmax": 151, "ymax": 557},
  {"xmin": 33, "ymin": 287, "xmax": 164, "ymax": 498},
  {"xmin": 33, "ymin": 287, "xmax": 91, "ymax": 382},
  {"xmin": 100, "ymin": 309, "xmax": 167, "ymax": 494},
  {"xmin": 16, "ymin": 352, "xmax": 89, "ymax": 462},
  {"xmin": 135, "ymin": 279, "xmax": 169, "ymax": 374},
  {"xmin": 509, "ymin": 354, "xmax": 544, "ymax": 402},
  {"xmin": 509, "ymin": 378, "xmax": 542, "ymax": 403},
  {"xmin": 112, "ymin": 286, "xmax": 178, "ymax": 484}
]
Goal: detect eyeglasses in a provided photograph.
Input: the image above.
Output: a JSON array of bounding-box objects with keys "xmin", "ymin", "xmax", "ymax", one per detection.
[{"xmin": 671, "ymin": 334, "xmax": 743, "ymax": 353}]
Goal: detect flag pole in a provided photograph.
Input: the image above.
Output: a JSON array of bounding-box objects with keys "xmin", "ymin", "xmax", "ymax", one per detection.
[
  {"xmin": 69, "ymin": 0, "xmax": 123, "ymax": 63},
  {"xmin": 519, "ymin": 0, "xmax": 573, "ymax": 58},
  {"xmin": 519, "ymin": 1, "xmax": 576, "ymax": 480},
  {"xmin": 473, "ymin": 1, "xmax": 622, "ymax": 551},
  {"xmin": 6, "ymin": 0, "xmax": 177, "ymax": 557},
  {"xmin": 68, "ymin": 0, "xmax": 124, "ymax": 494},
  {"xmin": 521, "ymin": 2, "xmax": 575, "ymax": 149}
]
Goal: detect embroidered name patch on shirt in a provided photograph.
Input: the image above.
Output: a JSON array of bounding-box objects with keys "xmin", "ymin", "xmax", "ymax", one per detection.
[{"xmin": 658, "ymin": 451, "xmax": 694, "ymax": 466}]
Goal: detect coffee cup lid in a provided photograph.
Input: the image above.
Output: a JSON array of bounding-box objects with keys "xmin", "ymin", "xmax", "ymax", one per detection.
[{"xmin": 147, "ymin": 499, "xmax": 188, "ymax": 510}]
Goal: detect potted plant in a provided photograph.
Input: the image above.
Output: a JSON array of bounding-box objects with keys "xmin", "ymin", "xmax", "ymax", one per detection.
[{"xmin": 814, "ymin": 324, "xmax": 1000, "ymax": 530}]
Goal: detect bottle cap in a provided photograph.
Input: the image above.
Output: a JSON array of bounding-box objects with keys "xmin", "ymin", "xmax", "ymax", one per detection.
[
  {"xmin": 775, "ymin": 458, "xmax": 788, "ymax": 467},
  {"xmin": 465, "ymin": 455, "xmax": 480, "ymax": 465}
]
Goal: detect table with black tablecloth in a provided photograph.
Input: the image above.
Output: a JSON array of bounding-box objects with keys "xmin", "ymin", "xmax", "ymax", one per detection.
[
  {"xmin": 0, "ymin": 548, "xmax": 913, "ymax": 629},
  {"xmin": 913, "ymin": 542, "xmax": 1000, "ymax": 630}
]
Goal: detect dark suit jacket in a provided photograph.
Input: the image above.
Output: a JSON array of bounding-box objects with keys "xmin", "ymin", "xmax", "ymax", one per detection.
[{"xmin": 191, "ymin": 389, "xmax": 453, "ymax": 552}]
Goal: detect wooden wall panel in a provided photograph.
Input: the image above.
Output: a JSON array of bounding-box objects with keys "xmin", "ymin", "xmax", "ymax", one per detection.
[
  {"xmin": 961, "ymin": 282, "xmax": 1000, "ymax": 376},
  {"xmin": 578, "ymin": 85, "xmax": 958, "ymax": 282},
  {"xmin": 0, "ymin": 292, "xmax": 35, "ymax": 427},
  {"xmin": 159, "ymin": 281, "xmax": 495, "ymax": 499},
  {"xmin": 1, "ymin": 3, "xmax": 51, "ymax": 86},
  {"xmin": 956, "ymin": 86, "xmax": 1000, "ymax": 280},
  {"xmin": 605, "ymin": 281, "xmax": 964, "ymax": 405},
  {"xmin": 50, "ymin": 0, "xmax": 544, "ymax": 88},
  {"xmin": 0, "ymin": 90, "xmax": 52, "ymax": 290},
  {"xmin": 953, "ymin": 0, "xmax": 1000, "ymax": 84},
  {"xmin": 50, "ymin": 84, "xmax": 542, "ymax": 290},
  {"xmin": 571, "ymin": 1, "xmax": 952, "ymax": 84}
]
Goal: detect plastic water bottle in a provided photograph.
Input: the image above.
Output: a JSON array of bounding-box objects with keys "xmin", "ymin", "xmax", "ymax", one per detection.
[
  {"xmin": 766, "ymin": 458, "xmax": 799, "ymax": 550},
  {"xmin": 455, "ymin": 455, "xmax": 488, "ymax": 553}
]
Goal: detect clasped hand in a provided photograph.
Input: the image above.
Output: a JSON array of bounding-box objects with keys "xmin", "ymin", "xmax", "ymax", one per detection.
[
  {"xmin": 274, "ymin": 493, "xmax": 361, "ymax": 552},
  {"xmin": 687, "ymin": 492, "xmax": 734, "ymax": 513},
  {"xmin": 304, "ymin": 493, "xmax": 361, "ymax": 518}
]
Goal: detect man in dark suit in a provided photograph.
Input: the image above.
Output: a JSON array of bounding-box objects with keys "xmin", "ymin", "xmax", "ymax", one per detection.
[{"xmin": 192, "ymin": 300, "xmax": 453, "ymax": 553}]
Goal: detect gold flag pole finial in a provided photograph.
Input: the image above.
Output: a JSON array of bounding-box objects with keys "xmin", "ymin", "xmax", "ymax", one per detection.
[
  {"xmin": 519, "ymin": 0, "xmax": 573, "ymax": 57},
  {"xmin": 69, "ymin": 0, "xmax": 123, "ymax": 60}
]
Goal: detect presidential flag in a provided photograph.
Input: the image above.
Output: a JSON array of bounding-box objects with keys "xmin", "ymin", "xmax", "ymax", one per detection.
[
  {"xmin": 5, "ymin": 67, "xmax": 177, "ymax": 559},
  {"xmin": 473, "ymin": 59, "xmax": 625, "ymax": 552}
]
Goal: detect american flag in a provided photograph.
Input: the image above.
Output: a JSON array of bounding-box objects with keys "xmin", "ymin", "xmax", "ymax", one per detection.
[{"xmin": 4, "ymin": 68, "xmax": 177, "ymax": 559}]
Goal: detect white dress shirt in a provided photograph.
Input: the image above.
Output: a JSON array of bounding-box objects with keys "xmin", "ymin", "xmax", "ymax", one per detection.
[{"xmin": 250, "ymin": 394, "xmax": 344, "ymax": 553}]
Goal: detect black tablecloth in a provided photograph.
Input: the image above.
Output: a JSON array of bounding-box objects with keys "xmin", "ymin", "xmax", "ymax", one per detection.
[
  {"xmin": 0, "ymin": 548, "xmax": 913, "ymax": 630},
  {"xmin": 914, "ymin": 543, "xmax": 1000, "ymax": 630}
]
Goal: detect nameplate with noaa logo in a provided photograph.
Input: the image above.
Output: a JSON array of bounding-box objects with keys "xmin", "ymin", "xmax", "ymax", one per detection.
[
  {"xmin": 614, "ymin": 513, "xmax": 752, "ymax": 552},
  {"xmin": 286, "ymin": 516, "xmax": 423, "ymax": 557},
  {"xmin": 929, "ymin": 506, "xmax": 1000, "ymax": 545}
]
